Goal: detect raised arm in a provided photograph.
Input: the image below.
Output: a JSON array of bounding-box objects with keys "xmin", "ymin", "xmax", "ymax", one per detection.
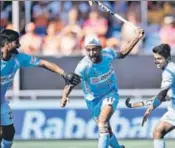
[
  {"xmin": 39, "ymin": 59, "xmax": 80, "ymax": 86},
  {"xmin": 117, "ymin": 28, "xmax": 144, "ymax": 59}
]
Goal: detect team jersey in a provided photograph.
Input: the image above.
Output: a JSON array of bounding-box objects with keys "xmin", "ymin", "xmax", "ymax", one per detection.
[
  {"xmin": 161, "ymin": 62, "xmax": 175, "ymax": 111},
  {"xmin": 75, "ymin": 48, "xmax": 119, "ymax": 101},
  {"xmin": 1, "ymin": 53, "xmax": 40, "ymax": 104}
]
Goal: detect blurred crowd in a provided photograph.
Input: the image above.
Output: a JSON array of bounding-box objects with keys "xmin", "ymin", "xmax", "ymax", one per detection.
[{"xmin": 1, "ymin": 1, "xmax": 175, "ymax": 56}]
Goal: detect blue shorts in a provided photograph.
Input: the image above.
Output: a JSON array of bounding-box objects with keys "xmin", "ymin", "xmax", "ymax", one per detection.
[
  {"xmin": 85, "ymin": 92, "xmax": 119, "ymax": 119},
  {"xmin": 0, "ymin": 102, "xmax": 14, "ymax": 126}
]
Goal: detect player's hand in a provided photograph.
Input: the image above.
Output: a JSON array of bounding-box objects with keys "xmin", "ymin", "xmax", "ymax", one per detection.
[
  {"xmin": 62, "ymin": 72, "xmax": 81, "ymax": 86},
  {"xmin": 136, "ymin": 28, "xmax": 144, "ymax": 39},
  {"xmin": 60, "ymin": 84, "xmax": 72, "ymax": 108},
  {"xmin": 141, "ymin": 105, "xmax": 154, "ymax": 126},
  {"xmin": 60, "ymin": 96, "xmax": 69, "ymax": 108}
]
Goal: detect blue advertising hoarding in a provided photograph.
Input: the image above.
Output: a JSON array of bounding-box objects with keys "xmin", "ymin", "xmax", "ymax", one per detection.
[{"xmin": 11, "ymin": 100, "xmax": 175, "ymax": 140}]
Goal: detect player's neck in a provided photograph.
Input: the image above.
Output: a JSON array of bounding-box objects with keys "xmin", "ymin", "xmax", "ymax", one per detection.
[{"xmin": 162, "ymin": 62, "xmax": 170, "ymax": 70}]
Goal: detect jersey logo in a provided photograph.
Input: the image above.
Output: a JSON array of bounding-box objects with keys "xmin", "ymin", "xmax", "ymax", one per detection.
[
  {"xmin": 90, "ymin": 68, "xmax": 114, "ymax": 84},
  {"xmin": 30, "ymin": 57, "xmax": 38, "ymax": 65},
  {"xmin": 8, "ymin": 111, "xmax": 13, "ymax": 120},
  {"xmin": 1, "ymin": 73, "xmax": 15, "ymax": 85}
]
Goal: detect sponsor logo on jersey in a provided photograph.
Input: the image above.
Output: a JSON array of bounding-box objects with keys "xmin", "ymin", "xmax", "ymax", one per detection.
[
  {"xmin": 1, "ymin": 73, "xmax": 15, "ymax": 85},
  {"xmin": 90, "ymin": 68, "xmax": 114, "ymax": 84},
  {"xmin": 30, "ymin": 57, "xmax": 38, "ymax": 65}
]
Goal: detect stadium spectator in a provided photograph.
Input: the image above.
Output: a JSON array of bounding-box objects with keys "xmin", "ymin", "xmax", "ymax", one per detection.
[
  {"xmin": 159, "ymin": 16, "xmax": 175, "ymax": 51},
  {"xmin": 0, "ymin": 2, "xmax": 11, "ymax": 30},
  {"xmin": 59, "ymin": 1, "xmax": 73, "ymax": 25},
  {"xmin": 66, "ymin": 8, "xmax": 83, "ymax": 49},
  {"xmin": 143, "ymin": 24, "xmax": 161, "ymax": 54},
  {"xmin": 2, "ymin": 1, "xmax": 174, "ymax": 57},
  {"xmin": 42, "ymin": 21, "xmax": 60, "ymax": 56},
  {"xmin": 83, "ymin": 9, "xmax": 108, "ymax": 48},
  {"xmin": 0, "ymin": 11, "xmax": 8, "ymax": 29},
  {"xmin": 162, "ymin": 2, "xmax": 175, "ymax": 16},
  {"xmin": 19, "ymin": 22, "xmax": 42, "ymax": 55},
  {"xmin": 108, "ymin": 1, "xmax": 128, "ymax": 38},
  {"xmin": 59, "ymin": 8, "xmax": 83, "ymax": 56},
  {"xmin": 147, "ymin": 1, "xmax": 165, "ymax": 24},
  {"xmin": 32, "ymin": 1, "xmax": 49, "ymax": 35},
  {"xmin": 47, "ymin": 1, "xmax": 61, "ymax": 20},
  {"xmin": 59, "ymin": 31, "xmax": 77, "ymax": 56},
  {"xmin": 147, "ymin": 2, "xmax": 174, "ymax": 24},
  {"xmin": 78, "ymin": 2, "xmax": 90, "ymax": 25}
]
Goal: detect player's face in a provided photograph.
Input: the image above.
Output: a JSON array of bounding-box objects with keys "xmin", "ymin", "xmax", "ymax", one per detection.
[
  {"xmin": 153, "ymin": 53, "xmax": 167, "ymax": 69},
  {"xmin": 9, "ymin": 39, "xmax": 20, "ymax": 54},
  {"xmin": 13, "ymin": 39, "xmax": 20, "ymax": 49},
  {"xmin": 85, "ymin": 45, "xmax": 102, "ymax": 63},
  {"xmin": 4, "ymin": 39, "xmax": 20, "ymax": 60}
]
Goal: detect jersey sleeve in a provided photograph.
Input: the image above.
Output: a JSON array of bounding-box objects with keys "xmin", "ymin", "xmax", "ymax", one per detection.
[
  {"xmin": 75, "ymin": 62, "xmax": 85, "ymax": 78},
  {"xmin": 161, "ymin": 70, "xmax": 174, "ymax": 89},
  {"xmin": 103, "ymin": 48, "xmax": 119, "ymax": 60},
  {"xmin": 17, "ymin": 53, "xmax": 40, "ymax": 68}
]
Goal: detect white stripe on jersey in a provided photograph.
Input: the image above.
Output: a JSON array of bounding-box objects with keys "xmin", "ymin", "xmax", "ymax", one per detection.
[{"xmin": 162, "ymin": 62, "xmax": 175, "ymax": 110}]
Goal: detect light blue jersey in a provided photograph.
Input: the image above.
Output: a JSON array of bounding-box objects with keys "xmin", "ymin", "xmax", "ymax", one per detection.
[
  {"xmin": 160, "ymin": 62, "xmax": 175, "ymax": 126},
  {"xmin": 1, "ymin": 53, "xmax": 40, "ymax": 104},
  {"xmin": 75, "ymin": 48, "xmax": 119, "ymax": 118},
  {"xmin": 161, "ymin": 62, "xmax": 175, "ymax": 111}
]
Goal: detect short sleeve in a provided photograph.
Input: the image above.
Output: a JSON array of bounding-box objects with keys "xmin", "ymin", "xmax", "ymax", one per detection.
[
  {"xmin": 75, "ymin": 62, "xmax": 85, "ymax": 77},
  {"xmin": 17, "ymin": 53, "xmax": 40, "ymax": 68},
  {"xmin": 103, "ymin": 48, "xmax": 119, "ymax": 60},
  {"xmin": 161, "ymin": 70, "xmax": 174, "ymax": 89}
]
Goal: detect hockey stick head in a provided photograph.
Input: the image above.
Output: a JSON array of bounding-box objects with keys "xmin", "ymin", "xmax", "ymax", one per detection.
[{"xmin": 125, "ymin": 97, "xmax": 132, "ymax": 108}]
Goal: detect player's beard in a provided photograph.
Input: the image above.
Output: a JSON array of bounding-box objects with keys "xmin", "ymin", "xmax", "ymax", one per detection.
[
  {"xmin": 10, "ymin": 48, "xmax": 19, "ymax": 54},
  {"xmin": 90, "ymin": 55, "xmax": 101, "ymax": 63},
  {"xmin": 3, "ymin": 52, "xmax": 12, "ymax": 61}
]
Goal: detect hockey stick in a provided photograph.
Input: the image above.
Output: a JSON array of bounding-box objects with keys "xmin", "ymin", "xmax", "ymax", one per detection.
[
  {"xmin": 125, "ymin": 97, "xmax": 154, "ymax": 108},
  {"xmin": 88, "ymin": 0, "xmax": 137, "ymax": 29},
  {"xmin": 125, "ymin": 97, "xmax": 170, "ymax": 108}
]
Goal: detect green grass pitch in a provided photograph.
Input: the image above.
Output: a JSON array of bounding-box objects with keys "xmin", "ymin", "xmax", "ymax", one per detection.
[{"xmin": 13, "ymin": 140, "xmax": 175, "ymax": 148}]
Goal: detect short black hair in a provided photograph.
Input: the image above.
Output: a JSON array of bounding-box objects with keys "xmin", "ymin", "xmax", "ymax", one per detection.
[
  {"xmin": 152, "ymin": 44, "xmax": 171, "ymax": 59},
  {"xmin": 0, "ymin": 29, "xmax": 19, "ymax": 48}
]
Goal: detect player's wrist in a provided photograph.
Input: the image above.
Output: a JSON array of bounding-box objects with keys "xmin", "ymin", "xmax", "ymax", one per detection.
[
  {"xmin": 135, "ymin": 36, "xmax": 141, "ymax": 41},
  {"xmin": 61, "ymin": 71, "xmax": 66, "ymax": 77},
  {"xmin": 152, "ymin": 97, "xmax": 161, "ymax": 108},
  {"xmin": 148, "ymin": 104, "xmax": 154, "ymax": 111}
]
